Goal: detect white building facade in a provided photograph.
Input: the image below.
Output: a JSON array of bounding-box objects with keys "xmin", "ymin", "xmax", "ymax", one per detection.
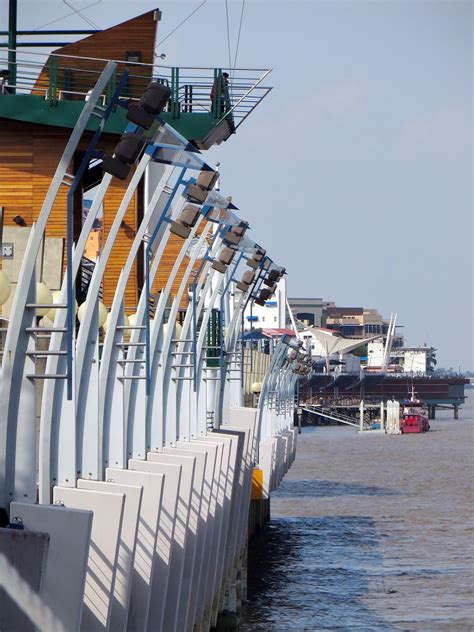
[{"xmin": 243, "ymin": 277, "xmax": 287, "ymax": 329}]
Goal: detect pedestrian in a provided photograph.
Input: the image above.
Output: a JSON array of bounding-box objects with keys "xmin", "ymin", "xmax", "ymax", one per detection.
[
  {"xmin": 0, "ymin": 70, "xmax": 13, "ymax": 95},
  {"xmin": 210, "ymin": 72, "xmax": 229, "ymax": 114}
]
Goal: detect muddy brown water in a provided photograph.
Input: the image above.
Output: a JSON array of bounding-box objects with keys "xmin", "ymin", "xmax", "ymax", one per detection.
[{"xmin": 241, "ymin": 391, "xmax": 474, "ymax": 631}]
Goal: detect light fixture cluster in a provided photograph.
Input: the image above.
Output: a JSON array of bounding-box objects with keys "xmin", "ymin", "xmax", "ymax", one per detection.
[
  {"xmin": 254, "ymin": 265, "xmax": 285, "ymax": 306},
  {"xmin": 102, "ymin": 81, "xmax": 171, "ymax": 180},
  {"xmin": 292, "ymin": 350, "xmax": 313, "ymax": 375},
  {"xmin": 246, "ymin": 247, "xmax": 266, "ymax": 270},
  {"xmin": 126, "ymin": 81, "xmax": 171, "ymax": 130},
  {"xmin": 169, "ymin": 168, "xmax": 220, "ymax": 240},
  {"xmin": 284, "ymin": 340, "xmax": 312, "ymax": 376}
]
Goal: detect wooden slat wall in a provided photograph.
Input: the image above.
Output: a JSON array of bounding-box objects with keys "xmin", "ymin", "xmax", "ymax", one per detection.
[
  {"xmin": 102, "ymin": 173, "xmax": 138, "ymax": 310},
  {"xmin": 33, "ymin": 10, "xmax": 157, "ymax": 98},
  {"xmin": 0, "ymin": 121, "xmax": 140, "ymax": 307},
  {"xmin": 33, "ymin": 128, "xmax": 69, "ymax": 238},
  {"xmin": 0, "ymin": 124, "xmax": 206, "ymax": 314},
  {"xmin": 0, "ymin": 123, "xmax": 34, "ymax": 226}
]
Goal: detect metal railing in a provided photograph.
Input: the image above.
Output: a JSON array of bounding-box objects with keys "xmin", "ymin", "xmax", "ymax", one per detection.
[{"xmin": 0, "ymin": 49, "xmax": 272, "ymax": 131}]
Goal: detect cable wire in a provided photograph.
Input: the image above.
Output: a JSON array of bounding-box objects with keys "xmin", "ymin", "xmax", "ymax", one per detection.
[
  {"xmin": 225, "ymin": 0, "xmax": 232, "ymax": 74},
  {"xmin": 232, "ymin": 0, "xmax": 246, "ymax": 71},
  {"xmin": 31, "ymin": 0, "xmax": 103, "ymax": 32},
  {"xmin": 62, "ymin": 0, "xmax": 101, "ymax": 30},
  {"xmin": 155, "ymin": 0, "xmax": 207, "ymax": 51}
]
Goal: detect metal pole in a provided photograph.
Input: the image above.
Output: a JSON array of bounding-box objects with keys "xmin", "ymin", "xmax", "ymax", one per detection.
[{"xmin": 8, "ymin": 0, "xmax": 17, "ymax": 91}]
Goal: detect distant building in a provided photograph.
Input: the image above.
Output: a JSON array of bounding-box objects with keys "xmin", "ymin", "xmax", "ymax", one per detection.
[
  {"xmin": 366, "ymin": 341, "xmax": 436, "ymax": 375},
  {"xmin": 287, "ymin": 297, "xmax": 333, "ymax": 327},
  {"xmin": 325, "ymin": 306, "xmax": 387, "ymax": 338},
  {"xmin": 399, "ymin": 346, "xmax": 437, "ymax": 375}
]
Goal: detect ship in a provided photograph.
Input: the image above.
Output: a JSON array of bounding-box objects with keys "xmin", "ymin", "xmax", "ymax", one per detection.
[{"xmin": 400, "ymin": 387, "xmax": 430, "ymax": 433}]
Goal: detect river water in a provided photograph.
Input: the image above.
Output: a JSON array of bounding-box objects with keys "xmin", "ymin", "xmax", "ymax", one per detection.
[{"xmin": 241, "ymin": 392, "xmax": 474, "ymax": 631}]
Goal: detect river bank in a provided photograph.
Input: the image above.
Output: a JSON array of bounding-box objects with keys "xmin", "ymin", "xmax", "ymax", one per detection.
[{"xmin": 241, "ymin": 392, "xmax": 473, "ymax": 631}]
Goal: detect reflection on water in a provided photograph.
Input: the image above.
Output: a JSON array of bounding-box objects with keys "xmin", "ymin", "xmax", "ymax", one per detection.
[
  {"xmin": 242, "ymin": 516, "xmax": 393, "ymax": 631},
  {"xmin": 274, "ymin": 480, "xmax": 401, "ymax": 498},
  {"xmin": 241, "ymin": 393, "xmax": 474, "ymax": 631}
]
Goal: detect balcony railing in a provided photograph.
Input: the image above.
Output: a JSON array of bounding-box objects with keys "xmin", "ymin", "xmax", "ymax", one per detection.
[{"xmin": 0, "ymin": 49, "xmax": 272, "ymax": 132}]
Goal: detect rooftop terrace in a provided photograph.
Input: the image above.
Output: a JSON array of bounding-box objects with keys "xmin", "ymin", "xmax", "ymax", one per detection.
[{"xmin": 0, "ymin": 49, "xmax": 272, "ymax": 148}]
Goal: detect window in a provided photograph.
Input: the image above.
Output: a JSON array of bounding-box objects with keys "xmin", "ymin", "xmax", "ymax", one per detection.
[{"xmin": 126, "ymin": 51, "xmax": 142, "ymax": 63}]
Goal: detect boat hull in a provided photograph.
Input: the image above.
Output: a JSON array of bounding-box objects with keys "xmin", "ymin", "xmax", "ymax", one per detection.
[{"xmin": 401, "ymin": 415, "xmax": 430, "ymax": 434}]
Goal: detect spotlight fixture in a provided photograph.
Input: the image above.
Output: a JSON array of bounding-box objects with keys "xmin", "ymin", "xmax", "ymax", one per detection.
[
  {"xmin": 211, "ymin": 246, "xmax": 235, "ymax": 273},
  {"xmin": 101, "ymin": 132, "xmax": 146, "ymax": 180},
  {"xmin": 246, "ymin": 257, "xmax": 259, "ymax": 269},
  {"xmin": 186, "ymin": 169, "xmax": 219, "ymax": 203},
  {"xmin": 236, "ymin": 269, "xmax": 255, "ymax": 292},
  {"xmin": 126, "ymin": 81, "xmax": 171, "ymax": 129},
  {"xmin": 223, "ymin": 220, "xmax": 249, "ymax": 245},
  {"xmin": 259, "ymin": 288, "xmax": 272, "ymax": 302},
  {"xmin": 169, "ymin": 204, "xmax": 201, "ymax": 239},
  {"xmin": 253, "ymin": 248, "xmax": 266, "ymax": 262}
]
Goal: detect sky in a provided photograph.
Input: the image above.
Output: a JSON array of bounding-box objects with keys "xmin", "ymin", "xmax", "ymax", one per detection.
[{"xmin": 1, "ymin": 0, "xmax": 472, "ymax": 369}]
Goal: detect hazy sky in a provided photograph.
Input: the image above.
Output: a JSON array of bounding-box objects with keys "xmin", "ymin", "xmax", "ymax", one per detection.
[{"xmin": 2, "ymin": 0, "xmax": 472, "ymax": 369}]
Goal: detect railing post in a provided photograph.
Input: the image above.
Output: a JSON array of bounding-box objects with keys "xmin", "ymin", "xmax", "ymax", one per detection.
[
  {"xmin": 171, "ymin": 67, "xmax": 180, "ymax": 118},
  {"xmin": 211, "ymin": 68, "xmax": 221, "ymax": 119},
  {"xmin": 8, "ymin": 0, "xmax": 17, "ymax": 93},
  {"xmin": 106, "ymin": 69, "xmax": 116, "ymax": 106},
  {"xmin": 48, "ymin": 55, "xmax": 58, "ymax": 105}
]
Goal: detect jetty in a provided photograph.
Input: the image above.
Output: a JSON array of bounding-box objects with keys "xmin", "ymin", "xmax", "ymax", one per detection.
[{"xmin": 0, "ymin": 8, "xmax": 301, "ymax": 631}]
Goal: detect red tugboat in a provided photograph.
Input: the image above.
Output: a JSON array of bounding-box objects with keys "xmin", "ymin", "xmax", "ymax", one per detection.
[{"xmin": 400, "ymin": 388, "xmax": 430, "ymax": 434}]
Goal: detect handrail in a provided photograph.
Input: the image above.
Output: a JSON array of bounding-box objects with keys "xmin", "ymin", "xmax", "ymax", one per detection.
[
  {"xmin": 0, "ymin": 47, "xmax": 271, "ymax": 72},
  {"xmin": 0, "ymin": 48, "xmax": 272, "ymax": 131}
]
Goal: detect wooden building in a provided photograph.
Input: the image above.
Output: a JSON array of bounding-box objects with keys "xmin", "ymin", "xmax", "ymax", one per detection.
[{"xmin": 0, "ymin": 9, "xmax": 229, "ymax": 311}]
